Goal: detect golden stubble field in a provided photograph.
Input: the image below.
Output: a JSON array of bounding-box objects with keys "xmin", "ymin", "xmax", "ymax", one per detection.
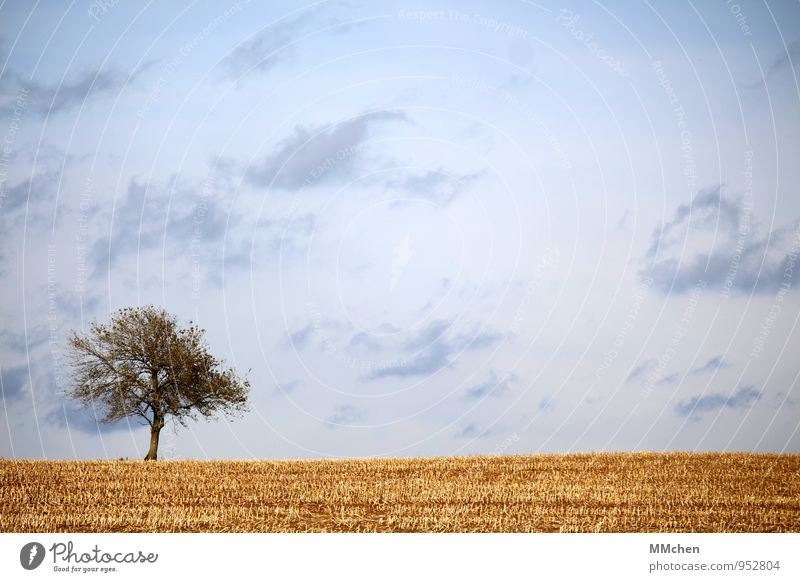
[{"xmin": 1, "ymin": 452, "xmax": 798, "ymax": 532}]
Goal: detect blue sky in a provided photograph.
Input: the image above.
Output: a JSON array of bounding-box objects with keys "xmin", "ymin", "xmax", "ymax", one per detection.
[{"xmin": 1, "ymin": 0, "xmax": 798, "ymax": 459}]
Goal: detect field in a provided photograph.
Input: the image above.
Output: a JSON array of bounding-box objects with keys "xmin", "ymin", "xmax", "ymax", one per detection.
[{"xmin": 1, "ymin": 453, "xmax": 798, "ymax": 532}]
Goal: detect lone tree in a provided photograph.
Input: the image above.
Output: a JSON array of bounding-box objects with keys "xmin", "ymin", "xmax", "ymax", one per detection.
[{"xmin": 67, "ymin": 305, "xmax": 250, "ymax": 460}]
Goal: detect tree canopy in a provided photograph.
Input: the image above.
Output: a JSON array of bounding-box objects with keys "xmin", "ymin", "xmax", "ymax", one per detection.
[{"xmin": 67, "ymin": 305, "xmax": 250, "ymax": 459}]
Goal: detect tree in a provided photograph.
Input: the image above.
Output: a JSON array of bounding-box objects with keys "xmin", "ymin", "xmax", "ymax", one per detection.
[{"xmin": 67, "ymin": 305, "xmax": 250, "ymax": 460}]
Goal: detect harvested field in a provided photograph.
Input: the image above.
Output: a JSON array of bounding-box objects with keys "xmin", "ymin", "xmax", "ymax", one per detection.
[{"xmin": 1, "ymin": 453, "xmax": 798, "ymax": 532}]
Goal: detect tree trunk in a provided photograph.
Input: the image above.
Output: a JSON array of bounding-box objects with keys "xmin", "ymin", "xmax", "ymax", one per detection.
[{"xmin": 144, "ymin": 421, "xmax": 163, "ymax": 461}]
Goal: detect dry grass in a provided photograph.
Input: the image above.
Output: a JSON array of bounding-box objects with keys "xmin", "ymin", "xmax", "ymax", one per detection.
[{"xmin": 1, "ymin": 452, "xmax": 798, "ymax": 532}]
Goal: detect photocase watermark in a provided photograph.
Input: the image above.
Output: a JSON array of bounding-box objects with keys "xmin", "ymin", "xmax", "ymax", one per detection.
[
  {"xmin": 306, "ymin": 142, "xmax": 365, "ymax": 185},
  {"xmin": 47, "ymin": 245, "xmax": 67, "ymax": 391},
  {"xmin": 641, "ymin": 279, "xmax": 707, "ymax": 398},
  {"xmin": 492, "ymin": 431, "xmax": 519, "ymax": 453},
  {"xmin": 190, "ymin": 171, "xmax": 218, "ymax": 300},
  {"xmin": 458, "ymin": 432, "xmax": 519, "ymax": 481},
  {"xmin": 19, "ymin": 540, "xmax": 159, "ymax": 574},
  {"xmin": 20, "ymin": 540, "xmax": 159, "ymax": 573},
  {"xmin": 138, "ymin": 1, "xmax": 249, "ymax": 118},
  {"xmin": 397, "ymin": 10, "xmax": 529, "ymax": 39},
  {"xmin": 451, "ymin": 74, "xmax": 572, "ymax": 171},
  {"xmin": 158, "ymin": 421, "xmax": 178, "ymax": 460},
  {"xmin": 596, "ymin": 275, "xmax": 653, "ymax": 379},
  {"xmin": 87, "ymin": 0, "xmax": 121, "ymax": 22},
  {"xmin": 20, "ymin": 542, "xmax": 46, "ymax": 570},
  {"xmin": 725, "ymin": 0, "xmax": 752, "ymax": 36},
  {"xmin": 281, "ymin": 140, "xmax": 367, "ymax": 225},
  {"xmin": 510, "ymin": 246, "xmax": 560, "ymax": 333},
  {"xmin": 652, "ymin": 60, "xmax": 696, "ymax": 191},
  {"xmin": 0, "ymin": 87, "xmax": 29, "ymax": 211},
  {"xmin": 721, "ymin": 150, "xmax": 754, "ymax": 298},
  {"xmin": 75, "ymin": 176, "xmax": 94, "ymax": 296},
  {"xmin": 750, "ymin": 225, "xmax": 800, "ymax": 359},
  {"xmin": 304, "ymin": 302, "xmax": 407, "ymax": 374},
  {"xmin": 556, "ymin": 9, "xmax": 629, "ymax": 77}
]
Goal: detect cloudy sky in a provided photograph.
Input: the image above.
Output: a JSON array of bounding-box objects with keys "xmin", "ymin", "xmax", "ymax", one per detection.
[{"xmin": 1, "ymin": 0, "xmax": 798, "ymax": 460}]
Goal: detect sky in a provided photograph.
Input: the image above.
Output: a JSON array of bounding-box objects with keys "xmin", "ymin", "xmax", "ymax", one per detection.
[{"xmin": 0, "ymin": 0, "xmax": 798, "ymax": 460}]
